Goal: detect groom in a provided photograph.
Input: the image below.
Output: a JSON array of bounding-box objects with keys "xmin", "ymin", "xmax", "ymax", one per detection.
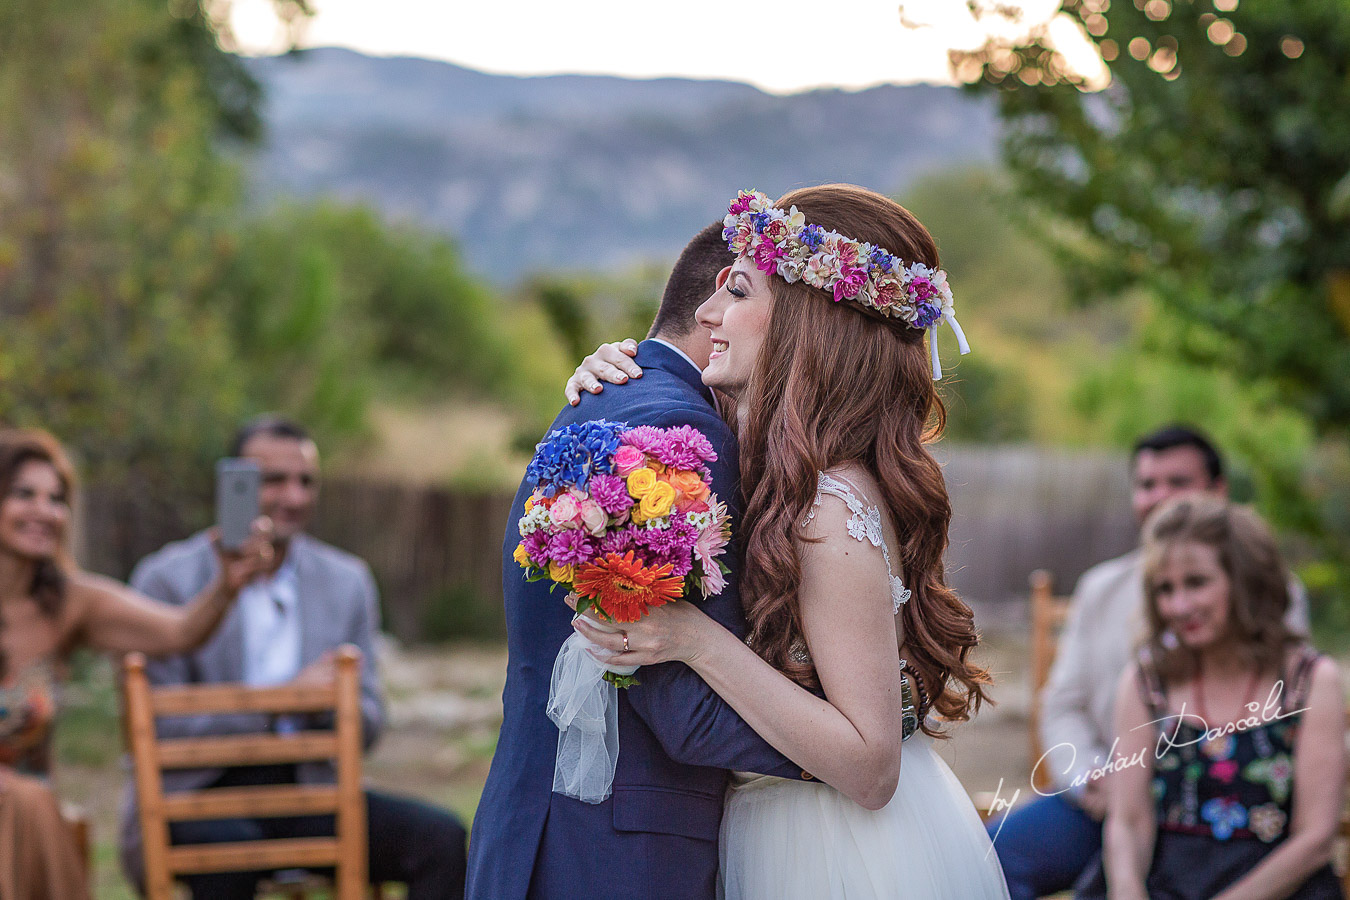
[{"xmin": 466, "ymin": 223, "xmax": 810, "ymax": 900}]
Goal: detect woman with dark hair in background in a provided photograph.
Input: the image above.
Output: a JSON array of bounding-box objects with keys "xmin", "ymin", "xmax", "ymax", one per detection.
[
  {"xmin": 571, "ymin": 185, "xmax": 1009, "ymax": 898},
  {"xmin": 1080, "ymin": 495, "xmax": 1344, "ymax": 899},
  {"xmin": 0, "ymin": 428, "xmax": 270, "ymax": 900}
]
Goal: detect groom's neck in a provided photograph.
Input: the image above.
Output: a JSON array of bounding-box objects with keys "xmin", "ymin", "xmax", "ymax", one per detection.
[{"xmin": 651, "ymin": 329, "xmax": 712, "ymax": 371}]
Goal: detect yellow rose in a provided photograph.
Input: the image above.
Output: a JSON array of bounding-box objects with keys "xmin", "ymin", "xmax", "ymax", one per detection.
[
  {"xmin": 524, "ymin": 495, "xmax": 536, "ymax": 512},
  {"xmin": 548, "ymin": 561, "xmax": 576, "ymax": 584},
  {"xmin": 640, "ymin": 481, "xmax": 677, "ymax": 519},
  {"xmin": 513, "ymin": 543, "xmax": 532, "ymax": 568},
  {"xmin": 626, "ymin": 467, "xmax": 658, "ymax": 499}
]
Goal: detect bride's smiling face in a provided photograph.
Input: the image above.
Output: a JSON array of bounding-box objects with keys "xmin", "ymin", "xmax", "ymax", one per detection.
[{"xmin": 696, "ymin": 258, "xmax": 772, "ymax": 397}]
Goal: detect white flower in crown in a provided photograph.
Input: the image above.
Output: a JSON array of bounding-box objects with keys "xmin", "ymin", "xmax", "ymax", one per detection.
[
  {"xmin": 803, "ymin": 251, "xmax": 838, "ymax": 288},
  {"xmin": 776, "ymin": 256, "xmax": 806, "ymax": 284}
]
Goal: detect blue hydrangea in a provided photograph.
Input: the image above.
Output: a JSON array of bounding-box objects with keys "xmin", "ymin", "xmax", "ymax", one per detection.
[
  {"xmin": 800, "ymin": 223, "xmax": 825, "ymax": 251},
  {"xmin": 869, "ymin": 247, "xmax": 894, "ymax": 273},
  {"xmin": 525, "ymin": 419, "xmax": 628, "ymax": 495},
  {"xmin": 750, "ymin": 211, "xmax": 771, "ymax": 233}
]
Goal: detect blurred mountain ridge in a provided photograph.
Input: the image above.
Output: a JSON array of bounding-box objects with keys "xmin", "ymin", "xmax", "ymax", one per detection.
[{"xmin": 245, "ymin": 47, "xmax": 999, "ymax": 280}]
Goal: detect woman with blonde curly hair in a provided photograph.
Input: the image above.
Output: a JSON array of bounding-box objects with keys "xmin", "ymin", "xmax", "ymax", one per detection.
[{"xmin": 571, "ymin": 184, "xmax": 1008, "ymax": 898}]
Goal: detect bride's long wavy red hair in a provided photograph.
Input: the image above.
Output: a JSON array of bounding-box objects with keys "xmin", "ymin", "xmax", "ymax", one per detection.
[{"xmin": 736, "ymin": 184, "xmax": 990, "ymax": 733}]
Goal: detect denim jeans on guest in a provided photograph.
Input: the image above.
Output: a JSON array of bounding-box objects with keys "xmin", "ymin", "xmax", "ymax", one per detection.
[{"xmin": 985, "ymin": 793, "xmax": 1102, "ymax": 900}]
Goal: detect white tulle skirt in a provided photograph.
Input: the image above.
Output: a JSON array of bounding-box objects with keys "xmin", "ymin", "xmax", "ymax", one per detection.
[{"xmin": 718, "ymin": 733, "xmax": 1009, "ymax": 900}]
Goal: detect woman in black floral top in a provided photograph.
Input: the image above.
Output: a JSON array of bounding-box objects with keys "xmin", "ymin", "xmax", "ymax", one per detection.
[{"xmin": 1078, "ymin": 496, "xmax": 1344, "ymax": 900}]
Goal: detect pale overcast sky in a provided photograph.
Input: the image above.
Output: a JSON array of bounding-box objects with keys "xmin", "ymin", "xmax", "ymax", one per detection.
[{"xmin": 226, "ymin": 0, "xmax": 1099, "ymax": 94}]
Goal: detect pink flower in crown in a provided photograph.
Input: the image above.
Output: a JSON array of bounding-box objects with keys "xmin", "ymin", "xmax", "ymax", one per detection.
[
  {"xmin": 549, "ymin": 493, "xmax": 583, "ymax": 528},
  {"xmin": 835, "ymin": 241, "xmax": 860, "ymax": 267},
  {"xmin": 612, "ymin": 445, "xmax": 647, "ymax": 477},
  {"xmin": 753, "ymin": 239, "xmax": 786, "ymax": 274},
  {"xmin": 763, "ymin": 217, "xmax": 789, "ymax": 242},
  {"xmin": 873, "ymin": 272, "xmax": 902, "ymax": 309},
  {"xmin": 728, "ymin": 191, "xmax": 756, "ymax": 215},
  {"xmin": 832, "ymin": 263, "xmax": 868, "ymax": 303}
]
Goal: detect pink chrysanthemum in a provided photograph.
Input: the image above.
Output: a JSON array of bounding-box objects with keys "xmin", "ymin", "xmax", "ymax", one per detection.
[
  {"xmin": 548, "ymin": 530, "xmax": 598, "ymax": 567},
  {"xmin": 589, "ymin": 473, "xmax": 633, "ymax": 516}
]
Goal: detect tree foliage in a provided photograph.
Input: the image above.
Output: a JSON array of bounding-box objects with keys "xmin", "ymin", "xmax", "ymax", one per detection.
[
  {"xmin": 0, "ymin": 0, "xmax": 561, "ymax": 537},
  {"xmin": 0, "ymin": 0, "xmax": 248, "ymax": 494},
  {"xmin": 953, "ymin": 0, "xmax": 1350, "ymax": 435}
]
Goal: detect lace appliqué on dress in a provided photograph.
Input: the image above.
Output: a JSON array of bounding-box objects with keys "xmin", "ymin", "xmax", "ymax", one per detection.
[{"xmin": 802, "ymin": 472, "xmax": 912, "ymax": 613}]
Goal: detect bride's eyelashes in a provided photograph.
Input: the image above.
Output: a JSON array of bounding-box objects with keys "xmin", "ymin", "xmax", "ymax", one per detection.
[{"xmin": 728, "ymin": 284, "xmax": 747, "ymax": 299}]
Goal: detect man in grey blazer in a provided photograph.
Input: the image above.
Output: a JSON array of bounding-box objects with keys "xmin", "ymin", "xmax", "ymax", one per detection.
[{"xmin": 118, "ymin": 416, "xmax": 466, "ymax": 899}]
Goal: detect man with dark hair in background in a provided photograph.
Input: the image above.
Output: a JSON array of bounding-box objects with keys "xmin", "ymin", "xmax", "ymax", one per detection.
[
  {"xmin": 989, "ymin": 424, "xmax": 1310, "ymax": 900},
  {"xmin": 118, "ymin": 416, "xmax": 467, "ymax": 899},
  {"xmin": 466, "ymin": 222, "xmax": 811, "ymax": 900}
]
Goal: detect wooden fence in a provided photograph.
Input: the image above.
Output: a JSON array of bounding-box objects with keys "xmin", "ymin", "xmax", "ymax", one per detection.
[{"xmin": 75, "ymin": 446, "xmax": 1137, "ymax": 644}]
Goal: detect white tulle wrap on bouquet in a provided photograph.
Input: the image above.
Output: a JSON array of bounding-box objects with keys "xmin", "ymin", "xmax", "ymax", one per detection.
[{"xmin": 545, "ymin": 619, "xmax": 639, "ymax": 804}]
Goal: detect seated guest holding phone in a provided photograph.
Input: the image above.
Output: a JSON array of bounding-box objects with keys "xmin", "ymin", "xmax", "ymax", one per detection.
[
  {"xmin": 0, "ymin": 427, "xmax": 272, "ymax": 900},
  {"xmin": 118, "ymin": 416, "xmax": 467, "ymax": 900},
  {"xmin": 1077, "ymin": 496, "xmax": 1344, "ymax": 900}
]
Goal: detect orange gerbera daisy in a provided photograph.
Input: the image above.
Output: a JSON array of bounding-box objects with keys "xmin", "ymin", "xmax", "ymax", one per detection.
[{"xmin": 572, "ymin": 551, "xmax": 684, "ymax": 623}]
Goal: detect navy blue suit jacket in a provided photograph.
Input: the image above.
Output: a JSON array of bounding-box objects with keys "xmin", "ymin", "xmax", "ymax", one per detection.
[{"xmin": 466, "ymin": 341, "xmax": 805, "ymax": 900}]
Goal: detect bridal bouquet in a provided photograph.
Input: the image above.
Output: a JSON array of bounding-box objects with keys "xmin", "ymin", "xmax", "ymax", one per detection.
[{"xmin": 516, "ymin": 419, "xmax": 732, "ymax": 802}]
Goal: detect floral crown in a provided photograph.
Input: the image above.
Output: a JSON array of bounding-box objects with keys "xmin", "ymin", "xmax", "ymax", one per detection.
[{"xmin": 722, "ymin": 189, "xmax": 970, "ymax": 379}]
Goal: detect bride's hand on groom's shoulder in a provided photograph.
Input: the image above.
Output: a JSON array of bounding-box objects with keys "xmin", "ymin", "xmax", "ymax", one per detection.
[
  {"xmin": 565, "ymin": 339, "xmax": 643, "ymax": 406},
  {"xmin": 572, "ymin": 599, "xmax": 712, "ymax": 667}
]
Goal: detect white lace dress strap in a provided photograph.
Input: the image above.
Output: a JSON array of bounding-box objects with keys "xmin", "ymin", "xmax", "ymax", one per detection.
[{"xmin": 803, "ymin": 472, "xmax": 911, "ymax": 613}]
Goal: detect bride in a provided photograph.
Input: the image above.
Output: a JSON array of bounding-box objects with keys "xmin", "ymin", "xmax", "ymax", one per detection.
[{"xmin": 570, "ymin": 184, "xmax": 1010, "ymax": 899}]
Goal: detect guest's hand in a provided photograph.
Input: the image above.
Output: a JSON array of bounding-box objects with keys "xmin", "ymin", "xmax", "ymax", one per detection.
[
  {"xmin": 564, "ymin": 339, "xmax": 642, "ymax": 406},
  {"xmin": 210, "ymin": 517, "xmax": 275, "ymax": 597},
  {"xmin": 570, "ymin": 598, "xmax": 715, "ymax": 668}
]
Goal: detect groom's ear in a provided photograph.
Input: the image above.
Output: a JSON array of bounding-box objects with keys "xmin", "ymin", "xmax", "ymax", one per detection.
[{"xmin": 715, "ymin": 266, "xmax": 732, "ymax": 290}]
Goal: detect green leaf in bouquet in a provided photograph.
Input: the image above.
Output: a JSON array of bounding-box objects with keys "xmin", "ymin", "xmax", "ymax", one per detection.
[{"xmin": 603, "ymin": 671, "xmax": 641, "ymax": 689}]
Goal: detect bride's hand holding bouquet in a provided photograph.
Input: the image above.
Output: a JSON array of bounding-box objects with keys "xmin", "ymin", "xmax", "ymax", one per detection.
[{"xmin": 515, "ymin": 419, "xmax": 733, "ymax": 802}]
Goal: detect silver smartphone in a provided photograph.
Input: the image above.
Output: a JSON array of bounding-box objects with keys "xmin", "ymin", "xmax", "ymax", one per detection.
[{"xmin": 216, "ymin": 458, "xmax": 260, "ymax": 551}]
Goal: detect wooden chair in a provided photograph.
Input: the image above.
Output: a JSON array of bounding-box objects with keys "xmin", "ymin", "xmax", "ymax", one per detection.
[
  {"xmin": 124, "ymin": 645, "xmax": 368, "ymax": 900},
  {"xmin": 1028, "ymin": 569, "xmax": 1072, "ymax": 793}
]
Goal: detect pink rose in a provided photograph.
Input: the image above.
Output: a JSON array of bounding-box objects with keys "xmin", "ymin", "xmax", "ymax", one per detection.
[
  {"xmin": 548, "ymin": 493, "xmax": 582, "ymax": 528},
  {"xmin": 613, "ymin": 445, "xmax": 647, "ymax": 476},
  {"xmin": 578, "ymin": 499, "xmax": 608, "ymax": 536}
]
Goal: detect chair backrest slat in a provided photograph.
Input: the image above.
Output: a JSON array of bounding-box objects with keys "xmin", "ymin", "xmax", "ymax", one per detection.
[
  {"xmin": 151, "ymin": 683, "xmax": 337, "ymax": 717},
  {"xmin": 166, "ymin": 836, "xmax": 340, "ymax": 875},
  {"xmin": 161, "ymin": 783, "xmax": 340, "ymax": 822},
  {"xmin": 156, "ymin": 733, "xmax": 339, "ymax": 770}
]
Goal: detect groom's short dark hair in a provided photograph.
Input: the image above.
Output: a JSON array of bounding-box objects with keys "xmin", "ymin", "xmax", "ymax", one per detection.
[{"xmin": 648, "ymin": 221, "xmax": 732, "ymax": 339}]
